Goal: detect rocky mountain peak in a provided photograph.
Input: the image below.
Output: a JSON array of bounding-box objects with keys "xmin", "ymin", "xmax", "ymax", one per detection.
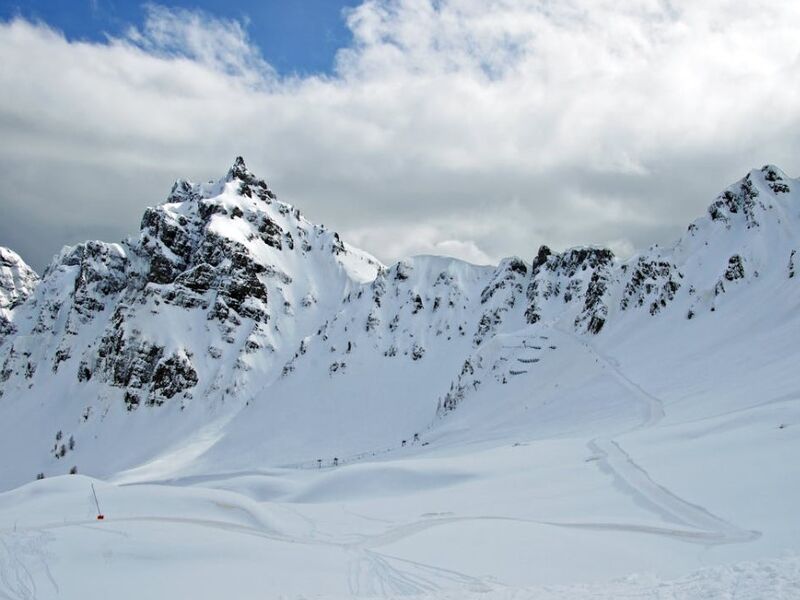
[
  {"xmin": 231, "ymin": 155, "xmax": 247, "ymax": 172},
  {"xmin": 702, "ymin": 164, "xmax": 795, "ymax": 231},
  {"xmin": 531, "ymin": 245, "xmax": 552, "ymax": 272},
  {"xmin": 0, "ymin": 159, "xmax": 381, "ymax": 416},
  {"xmin": 223, "ymin": 156, "xmax": 277, "ymax": 202},
  {"xmin": 0, "ymin": 247, "xmax": 38, "ymax": 310},
  {"xmin": 0, "ymin": 247, "xmax": 39, "ymax": 341},
  {"xmin": 226, "ymin": 156, "xmax": 249, "ymax": 183}
]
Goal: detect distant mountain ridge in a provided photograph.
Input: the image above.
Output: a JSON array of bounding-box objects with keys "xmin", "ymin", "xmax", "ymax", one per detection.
[{"xmin": 0, "ymin": 159, "xmax": 797, "ymax": 488}]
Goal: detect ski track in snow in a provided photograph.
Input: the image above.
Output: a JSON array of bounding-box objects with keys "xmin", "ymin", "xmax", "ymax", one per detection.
[
  {"xmin": 574, "ymin": 333, "xmax": 761, "ymax": 546},
  {"xmin": 0, "ymin": 514, "xmax": 492, "ymax": 597},
  {"xmin": 347, "ymin": 549, "xmax": 491, "ymax": 597},
  {"xmin": 0, "ymin": 532, "xmax": 57, "ymax": 600},
  {"xmin": 577, "ymin": 337, "xmax": 665, "ymax": 430},
  {"xmin": 9, "ymin": 507, "xmax": 738, "ymax": 596},
  {"xmin": 380, "ymin": 556, "xmax": 800, "ymax": 600},
  {"xmin": 586, "ymin": 439, "xmax": 760, "ymax": 544}
]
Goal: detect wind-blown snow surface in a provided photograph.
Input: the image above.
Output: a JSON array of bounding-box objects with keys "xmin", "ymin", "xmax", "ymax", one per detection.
[{"xmin": 0, "ymin": 160, "xmax": 799, "ymax": 598}]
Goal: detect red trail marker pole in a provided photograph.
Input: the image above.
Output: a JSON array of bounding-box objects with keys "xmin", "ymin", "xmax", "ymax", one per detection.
[{"xmin": 91, "ymin": 483, "xmax": 105, "ymax": 520}]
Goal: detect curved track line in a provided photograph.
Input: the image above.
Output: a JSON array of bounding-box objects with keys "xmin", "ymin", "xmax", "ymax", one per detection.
[
  {"xmin": 588, "ymin": 439, "xmax": 760, "ymax": 544},
  {"xmin": 556, "ymin": 325, "xmax": 760, "ymax": 546},
  {"xmin": 578, "ymin": 336, "xmax": 665, "ymax": 430}
]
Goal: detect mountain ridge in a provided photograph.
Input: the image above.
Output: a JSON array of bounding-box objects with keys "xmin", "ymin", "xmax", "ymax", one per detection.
[{"xmin": 0, "ymin": 159, "xmax": 797, "ymax": 488}]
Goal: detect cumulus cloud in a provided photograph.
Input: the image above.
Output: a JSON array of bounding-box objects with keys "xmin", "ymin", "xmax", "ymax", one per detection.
[{"xmin": 1, "ymin": 0, "xmax": 800, "ymax": 271}]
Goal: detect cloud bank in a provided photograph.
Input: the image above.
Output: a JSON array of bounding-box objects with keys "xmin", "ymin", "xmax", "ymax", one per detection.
[{"xmin": 1, "ymin": 0, "xmax": 800, "ymax": 271}]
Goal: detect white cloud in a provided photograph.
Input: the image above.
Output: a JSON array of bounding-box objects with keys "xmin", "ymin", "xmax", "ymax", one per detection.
[
  {"xmin": 1, "ymin": 1, "xmax": 800, "ymax": 271},
  {"xmin": 125, "ymin": 4, "xmax": 276, "ymax": 87},
  {"xmin": 344, "ymin": 221, "xmax": 496, "ymax": 265}
]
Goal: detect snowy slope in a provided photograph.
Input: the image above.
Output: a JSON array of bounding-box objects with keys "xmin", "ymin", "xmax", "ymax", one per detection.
[
  {"xmin": 0, "ymin": 161, "xmax": 799, "ymax": 598},
  {"xmin": 1, "ymin": 473, "xmax": 798, "ymax": 600}
]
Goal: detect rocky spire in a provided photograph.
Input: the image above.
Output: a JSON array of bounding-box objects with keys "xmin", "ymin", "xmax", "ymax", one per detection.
[
  {"xmin": 226, "ymin": 156, "xmax": 277, "ymax": 201},
  {"xmin": 0, "ymin": 246, "xmax": 39, "ymax": 340},
  {"xmin": 227, "ymin": 156, "xmax": 250, "ymax": 182},
  {"xmin": 0, "ymin": 247, "xmax": 38, "ymax": 310}
]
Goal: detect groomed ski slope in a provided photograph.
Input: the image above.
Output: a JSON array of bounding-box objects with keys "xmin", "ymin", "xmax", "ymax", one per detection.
[{"xmin": 1, "ymin": 312, "xmax": 798, "ymax": 599}]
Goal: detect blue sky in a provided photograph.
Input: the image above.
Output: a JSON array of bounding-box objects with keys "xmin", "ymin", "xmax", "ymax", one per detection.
[{"xmin": 0, "ymin": 0, "xmax": 353, "ymax": 75}]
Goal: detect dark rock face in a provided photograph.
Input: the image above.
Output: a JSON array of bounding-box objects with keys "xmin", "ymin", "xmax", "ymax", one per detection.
[
  {"xmin": 164, "ymin": 264, "xmax": 217, "ymax": 309},
  {"xmin": 708, "ymin": 174, "xmax": 762, "ymax": 228},
  {"xmin": 229, "ymin": 156, "xmax": 278, "ymax": 202},
  {"xmin": 66, "ymin": 242, "xmax": 128, "ymax": 321},
  {"xmin": 524, "ymin": 279, "xmax": 550, "ymax": 324},
  {"xmin": 140, "ymin": 208, "xmax": 196, "ymax": 284},
  {"xmin": 714, "ymin": 255, "xmax": 746, "ymax": 297},
  {"xmin": 525, "ymin": 247, "xmax": 615, "ymax": 331},
  {"xmin": 546, "ymin": 248, "xmax": 614, "ymax": 278},
  {"xmin": 480, "ymin": 258, "xmax": 527, "ymax": 305},
  {"xmin": 91, "ymin": 309, "xmax": 165, "ymax": 390},
  {"xmin": 0, "ymin": 247, "xmax": 39, "ymax": 309},
  {"xmin": 256, "ymin": 215, "xmax": 284, "ymax": 250},
  {"xmin": 181, "ymin": 264, "xmax": 216, "ymax": 292},
  {"xmin": 762, "ymin": 165, "xmax": 790, "ymax": 194},
  {"xmin": 0, "ymin": 318, "xmax": 14, "ymax": 340},
  {"xmin": 577, "ymin": 268, "xmax": 612, "ymax": 334},
  {"xmin": 474, "ymin": 309, "xmax": 502, "ymax": 346},
  {"xmin": 620, "ymin": 258, "xmax": 683, "ymax": 316},
  {"xmin": 439, "ymin": 383, "xmax": 466, "ymax": 414},
  {"xmin": 724, "ymin": 255, "xmax": 745, "ymax": 282},
  {"xmin": 167, "ymin": 179, "xmax": 201, "ymax": 204},
  {"xmin": 150, "ymin": 351, "xmax": 198, "ymax": 404},
  {"xmin": 394, "ymin": 262, "xmax": 412, "ymax": 281},
  {"xmin": 196, "ymin": 235, "xmax": 270, "ymax": 323},
  {"xmin": 331, "ymin": 232, "xmax": 346, "ymax": 255},
  {"xmin": 531, "ymin": 245, "xmax": 552, "ymax": 272}
]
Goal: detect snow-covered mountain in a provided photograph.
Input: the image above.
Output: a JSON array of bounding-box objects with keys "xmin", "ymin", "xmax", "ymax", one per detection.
[
  {"xmin": 0, "ymin": 160, "xmax": 799, "ymax": 599},
  {"xmin": 0, "ymin": 160, "xmax": 798, "ymax": 487}
]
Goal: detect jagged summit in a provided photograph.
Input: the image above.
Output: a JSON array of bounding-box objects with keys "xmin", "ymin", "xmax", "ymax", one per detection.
[
  {"xmin": 226, "ymin": 155, "xmax": 253, "ymax": 183},
  {"xmin": 224, "ymin": 155, "xmax": 278, "ymax": 202},
  {"xmin": 0, "ymin": 246, "xmax": 39, "ymax": 340},
  {"xmin": 164, "ymin": 156, "xmax": 277, "ymax": 206},
  {"xmin": 699, "ymin": 164, "xmax": 793, "ymax": 230},
  {"xmin": 231, "ymin": 155, "xmax": 247, "ymax": 172},
  {"xmin": 0, "ymin": 246, "xmax": 38, "ymax": 309}
]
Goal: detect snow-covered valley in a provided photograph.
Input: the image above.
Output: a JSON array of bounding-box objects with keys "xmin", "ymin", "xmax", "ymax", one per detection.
[{"xmin": 0, "ymin": 159, "xmax": 798, "ymax": 598}]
